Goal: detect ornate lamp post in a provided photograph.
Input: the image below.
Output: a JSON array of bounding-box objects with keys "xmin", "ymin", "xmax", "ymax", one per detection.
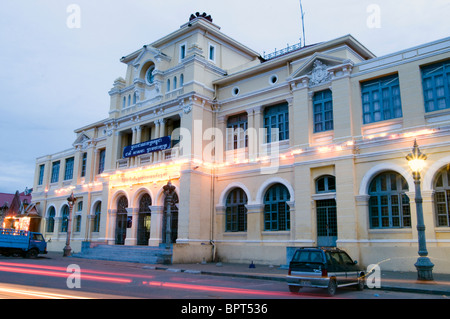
[
  {"xmin": 63, "ymin": 193, "xmax": 77, "ymax": 257},
  {"xmin": 163, "ymin": 181, "xmax": 176, "ymax": 250},
  {"xmin": 405, "ymin": 140, "xmax": 434, "ymax": 281}
]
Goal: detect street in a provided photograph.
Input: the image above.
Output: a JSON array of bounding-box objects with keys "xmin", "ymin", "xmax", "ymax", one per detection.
[{"xmin": 0, "ymin": 254, "xmax": 446, "ymax": 301}]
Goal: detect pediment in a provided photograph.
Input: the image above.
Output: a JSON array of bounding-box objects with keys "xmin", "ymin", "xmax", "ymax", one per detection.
[
  {"xmin": 289, "ymin": 53, "xmax": 354, "ymax": 88},
  {"xmin": 73, "ymin": 133, "xmax": 92, "ymax": 149},
  {"xmin": 132, "ymin": 45, "xmax": 171, "ymax": 68}
]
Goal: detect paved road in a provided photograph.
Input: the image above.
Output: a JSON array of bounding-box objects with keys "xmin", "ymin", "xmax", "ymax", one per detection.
[{"xmin": 0, "ymin": 255, "xmax": 446, "ymax": 301}]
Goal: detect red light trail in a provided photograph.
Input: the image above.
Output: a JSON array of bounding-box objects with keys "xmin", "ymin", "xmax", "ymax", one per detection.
[{"xmin": 0, "ymin": 261, "xmax": 157, "ymax": 284}]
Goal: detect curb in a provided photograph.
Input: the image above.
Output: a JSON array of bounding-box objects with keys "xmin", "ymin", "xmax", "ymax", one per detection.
[{"xmin": 374, "ymin": 285, "xmax": 450, "ymax": 296}]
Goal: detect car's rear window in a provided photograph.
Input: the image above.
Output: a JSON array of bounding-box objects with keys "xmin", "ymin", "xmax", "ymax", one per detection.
[{"xmin": 292, "ymin": 250, "xmax": 324, "ymax": 263}]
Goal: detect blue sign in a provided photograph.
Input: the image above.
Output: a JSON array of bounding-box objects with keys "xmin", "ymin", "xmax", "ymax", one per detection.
[{"xmin": 123, "ymin": 136, "xmax": 171, "ymax": 158}]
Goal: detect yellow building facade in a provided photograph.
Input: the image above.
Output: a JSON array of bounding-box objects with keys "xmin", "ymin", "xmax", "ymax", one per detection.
[{"xmin": 32, "ymin": 13, "xmax": 450, "ymax": 272}]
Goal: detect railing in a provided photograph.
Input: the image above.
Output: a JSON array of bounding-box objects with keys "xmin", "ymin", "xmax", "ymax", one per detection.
[
  {"xmin": 115, "ymin": 147, "xmax": 180, "ymax": 169},
  {"xmin": 116, "ymin": 158, "xmax": 129, "ymax": 169},
  {"xmin": 263, "ymin": 42, "xmax": 303, "ymax": 60}
]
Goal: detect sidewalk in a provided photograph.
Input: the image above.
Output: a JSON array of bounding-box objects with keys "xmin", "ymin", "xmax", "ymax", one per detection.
[{"xmin": 143, "ymin": 261, "xmax": 450, "ymax": 296}]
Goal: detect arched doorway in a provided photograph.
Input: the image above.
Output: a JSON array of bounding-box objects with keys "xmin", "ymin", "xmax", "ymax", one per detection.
[
  {"xmin": 115, "ymin": 196, "xmax": 128, "ymax": 245},
  {"xmin": 137, "ymin": 194, "xmax": 152, "ymax": 245},
  {"xmin": 162, "ymin": 192, "xmax": 179, "ymax": 244}
]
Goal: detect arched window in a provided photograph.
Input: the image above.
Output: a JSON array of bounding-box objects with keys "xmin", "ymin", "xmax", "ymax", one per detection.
[
  {"xmin": 264, "ymin": 183, "xmax": 291, "ymax": 231},
  {"xmin": 180, "ymin": 74, "xmax": 184, "ymax": 86},
  {"xmin": 368, "ymin": 171, "xmax": 410, "ymax": 229},
  {"xmin": 225, "ymin": 188, "xmax": 248, "ymax": 232},
  {"xmin": 173, "ymin": 76, "xmax": 177, "ymax": 89},
  {"xmin": 47, "ymin": 207, "xmax": 56, "ymax": 233},
  {"xmin": 93, "ymin": 202, "xmax": 101, "ymax": 232},
  {"xmin": 61, "ymin": 205, "xmax": 69, "ymax": 232},
  {"xmin": 133, "ymin": 92, "xmax": 137, "ymax": 104},
  {"xmin": 146, "ymin": 66, "xmax": 155, "ymax": 84},
  {"xmin": 167, "ymin": 79, "xmax": 171, "ymax": 91},
  {"xmin": 122, "ymin": 96, "xmax": 126, "ymax": 108},
  {"xmin": 434, "ymin": 166, "xmax": 450, "ymax": 227}
]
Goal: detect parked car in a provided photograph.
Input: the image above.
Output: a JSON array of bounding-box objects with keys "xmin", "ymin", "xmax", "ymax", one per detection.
[{"xmin": 287, "ymin": 247, "xmax": 365, "ymax": 296}]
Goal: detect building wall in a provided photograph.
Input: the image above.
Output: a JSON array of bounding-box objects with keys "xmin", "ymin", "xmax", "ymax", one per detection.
[{"xmin": 31, "ymin": 15, "xmax": 450, "ymax": 272}]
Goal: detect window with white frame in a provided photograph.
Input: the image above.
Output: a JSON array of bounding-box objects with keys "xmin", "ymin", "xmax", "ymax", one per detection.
[
  {"xmin": 180, "ymin": 43, "xmax": 186, "ymax": 61},
  {"xmin": 421, "ymin": 60, "xmax": 450, "ymax": 112},
  {"xmin": 208, "ymin": 43, "xmax": 216, "ymax": 62},
  {"xmin": 51, "ymin": 161, "xmax": 60, "ymax": 183},
  {"xmin": 264, "ymin": 102, "xmax": 289, "ymax": 143},
  {"xmin": 226, "ymin": 113, "xmax": 248, "ymax": 150},
  {"xmin": 64, "ymin": 157, "xmax": 74, "ymax": 180},
  {"xmin": 361, "ymin": 74, "xmax": 402, "ymax": 124},
  {"xmin": 38, "ymin": 164, "xmax": 45, "ymax": 185},
  {"xmin": 313, "ymin": 89, "xmax": 333, "ymax": 133},
  {"xmin": 98, "ymin": 149, "xmax": 105, "ymax": 175},
  {"xmin": 225, "ymin": 188, "xmax": 248, "ymax": 232},
  {"xmin": 368, "ymin": 171, "xmax": 411, "ymax": 229}
]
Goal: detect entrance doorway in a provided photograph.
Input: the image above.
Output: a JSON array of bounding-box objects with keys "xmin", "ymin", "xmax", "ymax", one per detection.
[
  {"xmin": 137, "ymin": 194, "xmax": 152, "ymax": 246},
  {"xmin": 115, "ymin": 196, "xmax": 128, "ymax": 245},
  {"xmin": 316, "ymin": 199, "xmax": 337, "ymax": 247}
]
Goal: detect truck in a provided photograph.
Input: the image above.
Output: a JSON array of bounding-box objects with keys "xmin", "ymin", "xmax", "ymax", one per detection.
[{"xmin": 0, "ymin": 228, "xmax": 47, "ymax": 258}]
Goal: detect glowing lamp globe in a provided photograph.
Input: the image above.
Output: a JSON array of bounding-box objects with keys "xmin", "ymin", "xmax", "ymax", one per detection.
[{"xmin": 406, "ymin": 140, "xmax": 427, "ymax": 173}]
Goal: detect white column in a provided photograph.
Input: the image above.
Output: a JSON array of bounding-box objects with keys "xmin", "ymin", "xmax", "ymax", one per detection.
[{"xmin": 148, "ymin": 205, "xmax": 163, "ymax": 246}]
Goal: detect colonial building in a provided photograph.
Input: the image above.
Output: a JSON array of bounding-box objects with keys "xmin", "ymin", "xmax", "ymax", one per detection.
[{"xmin": 31, "ymin": 13, "xmax": 450, "ymax": 272}]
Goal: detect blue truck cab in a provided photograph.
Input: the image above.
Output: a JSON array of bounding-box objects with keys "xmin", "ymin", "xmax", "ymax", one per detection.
[{"xmin": 0, "ymin": 228, "xmax": 47, "ymax": 258}]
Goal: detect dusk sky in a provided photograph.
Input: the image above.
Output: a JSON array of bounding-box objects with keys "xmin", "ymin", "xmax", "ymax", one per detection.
[{"xmin": 0, "ymin": 0, "xmax": 448, "ymax": 193}]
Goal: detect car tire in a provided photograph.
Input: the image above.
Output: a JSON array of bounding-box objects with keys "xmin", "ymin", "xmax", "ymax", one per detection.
[
  {"xmin": 327, "ymin": 279, "xmax": 337, "ymax": 296},
  {"xmin": 25, "ymin": 249, "xmax": 38, "ymax": 259},
  {"xmin": 288, "ymin": 285, "xmax": 300, "ymax": 293}
]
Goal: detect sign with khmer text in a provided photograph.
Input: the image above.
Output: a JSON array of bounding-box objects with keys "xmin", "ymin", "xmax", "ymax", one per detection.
[{"xmin": 123, "ymin": 136, "xmax": 171, "ymax": 158}]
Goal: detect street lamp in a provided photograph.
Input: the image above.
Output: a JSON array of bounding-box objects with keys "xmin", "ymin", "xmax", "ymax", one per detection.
[
  {"xmin": 162, "ymin": 181, "xmax": 176, "ymax": 265},
  {"xmin": 63, "ymin": 193, "xmax": 77, "ymax": 257},
  {"xmin": 405, "ymin": 140, "xmax": 434, "ymax": 281},
  {"xmin": 163, "ymin": 181, "xmax": 176, "ymax": 249}
]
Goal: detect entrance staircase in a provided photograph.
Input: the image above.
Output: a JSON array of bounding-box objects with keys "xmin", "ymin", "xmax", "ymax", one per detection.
[{"xmin": 73, "ymin": 243, "xmax": 172, "ymax": 264}]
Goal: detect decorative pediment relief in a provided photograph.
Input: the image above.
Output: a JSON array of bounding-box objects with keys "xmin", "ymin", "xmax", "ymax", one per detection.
[
  {"xmin": 73, "ymin": 133, "xmax": 92, "ymax": 150},
  {"xmin": 132, "ymin": 45, "xmax": 171, "ymax": 71},
  {"xmin": 289, "ymin": 54, "xmax": 354, "ymax": 89}
]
